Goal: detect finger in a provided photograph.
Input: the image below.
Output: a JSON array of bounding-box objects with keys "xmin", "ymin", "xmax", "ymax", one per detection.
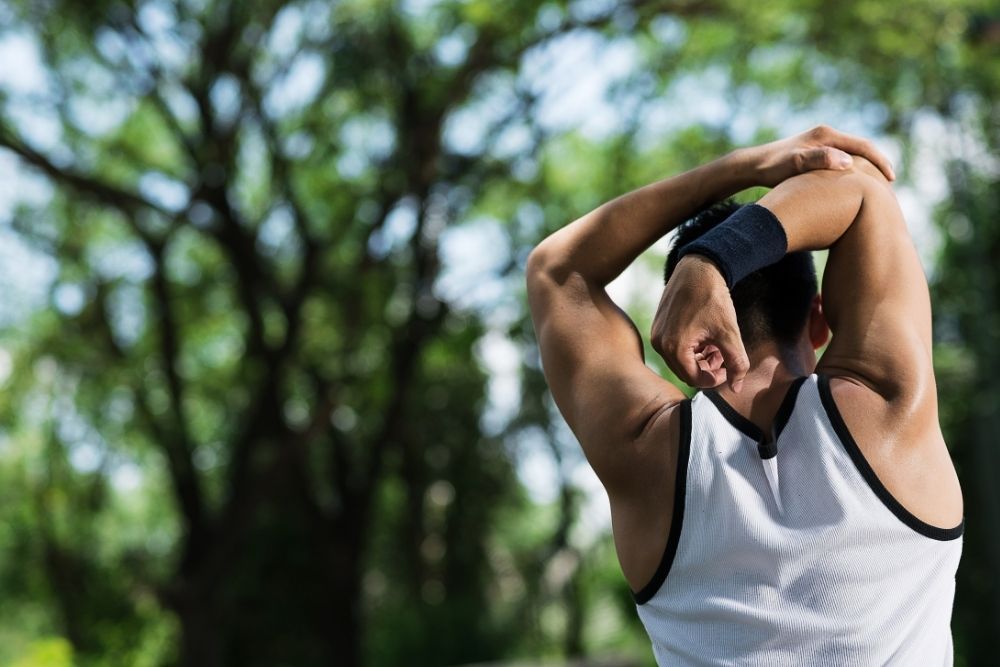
[
  {"xmin": 699, "ymin": 345, "xmax": 724, "ymax": 371},
  {"xmin": 697, "ymin": 356, "xmax": 721, "ymax": 373},
  {"xmin": 717, "ymin": 329, "xmax": 750, "ymax": 392},
  {"xmin": 693, "ymin": 345, "xmax": 718, "ymax": 361},
  {"xmin": 680, "ymin": 346, "xmax": 723, "ymax": 389},
  {"xmin": 801, "ymin": 146, "xmax": 853, "ymax": 172},
  {"xmin": 697, "ymin": 355, "xmax": 724, "ymax": 373},
  {"xmin": 820, "ymin": 129, "xmax": 895, "ymax": 181},
  {"xmin": 663, "ymin": 342, "xmax": 702, "ymax": 388},
  {"xmin": 691, "ymin": 345, "xmax": 726, "ymax": 388}
]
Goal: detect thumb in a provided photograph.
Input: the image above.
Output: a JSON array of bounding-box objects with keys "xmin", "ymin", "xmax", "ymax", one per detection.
[
  {"xmin": 717, "ymin": 328, "xmax": 750, "ymax": 392},
  {"xmin": 803, "ymin": 146, "xmax": 852, "ymax": 171}
]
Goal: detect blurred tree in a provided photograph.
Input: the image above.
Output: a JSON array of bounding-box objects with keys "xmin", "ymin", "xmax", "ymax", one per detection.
[
  {"xmin": 931, "ymin": 100, "xmax": 1000, "ymax": 665},
  {"xmin": 0, "ymin": 0, "xmax": 657, "ymax": 663},
  {"xmin": 0, "ymin": 0, "xmax": 996, "ymax": 665}
]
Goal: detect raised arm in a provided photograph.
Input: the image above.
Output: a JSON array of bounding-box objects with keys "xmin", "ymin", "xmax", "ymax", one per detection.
[
  {"xmin": 761, "ymin": 162, "xmax": 961, "ymax": 530},
  {"xmin": 763, "ymin": 167, "xmax": 962, "ymax": 532},
  {"xmin": 757, "ymin": 162, "xmax": 932, "ymax": 405},
  {"xmin": 654, "ymin": 154, "xmax": 938, "ymax": 426},
  {"xmin": 528, "ymin": 127, "xmax": 898, "ymax": 590},
  {"xmin": 652, "ymin": 153, "xmax": 964, "ymax": 531},
  {"xmin": 527, "ymin": 127, "xmax": 894, "ymax": 491},
  {"xmin": 526, "ymin": 152, "xmax": 749, "ymax": 488}
]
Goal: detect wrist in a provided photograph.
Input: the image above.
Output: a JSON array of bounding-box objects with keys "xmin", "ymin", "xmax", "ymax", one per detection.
[
  {"xmin": 675, "ymin": 254, "xmax": 728, "ymax": 290},
  {"xmin": 707, "ymin": 149, "xmax": 760, "ymax": 200},
  {"xmin": 727, "ymin": 146, "xmax": 766, "ymax": 187},
  {"xmin": 676, "ymin": 204, "xmax": 788, "ymax": 289}
]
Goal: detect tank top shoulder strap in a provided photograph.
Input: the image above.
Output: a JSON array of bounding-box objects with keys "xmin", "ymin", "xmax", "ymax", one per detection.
[{"xmin": 632, "ymin": 398, "xmax": 692, "ymax": 605}]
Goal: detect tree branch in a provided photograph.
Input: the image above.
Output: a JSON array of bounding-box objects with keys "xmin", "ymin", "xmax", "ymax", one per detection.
[
  {"xmin": 90, "ymin": 280, "xmax": 208, "ymax": 562},
  {"xmin": 241, "ymin": 76, "xmax": 321, "ymax": 363},
  {"xmin": 362, "ymin": 215, "xmax": 448, "ymax": 496},
  {"xmin": 0, "ymin": 123, "xmax": 168, "ymax": 243}
]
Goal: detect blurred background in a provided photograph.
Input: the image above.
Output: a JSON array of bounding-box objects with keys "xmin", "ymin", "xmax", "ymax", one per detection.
[{"xmin": 0, "ymin": 0, "xmax": 997, "ymax": 665}]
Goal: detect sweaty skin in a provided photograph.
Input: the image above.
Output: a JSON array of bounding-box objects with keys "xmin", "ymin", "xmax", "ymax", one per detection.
[{"xmin": 526, "ymin": 127, "xmax": 923, "ymax": 590}]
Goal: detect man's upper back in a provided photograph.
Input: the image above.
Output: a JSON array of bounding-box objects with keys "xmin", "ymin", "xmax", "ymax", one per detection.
[
  {"xmin": 634, "ymin": 375, "xmax": 963, "ymax": 666},
  {"xmin": 617, "ymin": 159, "xmax": 965, "ymax": 597},
  {"xmin": 524, "ymin": 134, "xmax": 964, "ymax": 650}
]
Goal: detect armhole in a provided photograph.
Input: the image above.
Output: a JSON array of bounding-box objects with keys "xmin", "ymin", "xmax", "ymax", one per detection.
[
  {"xmin": 816, "ymin": 374, "xmax": 964, "ymax": 541},
  {"xmin": 633, "ymin": 399, "xmax": 692, "ymax": 604}
]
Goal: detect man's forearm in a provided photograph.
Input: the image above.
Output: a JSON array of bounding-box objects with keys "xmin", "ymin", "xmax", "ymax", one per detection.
[
  {"xmin": 674, "ymin": 162, "xmax": 884, "ymax": 288},
  {"xmin": 528, "ymin": 150, "xmax": 761, "ymax": 287},
  {"xmin": 757, "ymin": 168, "xmax": 874, "ymax": 253}
]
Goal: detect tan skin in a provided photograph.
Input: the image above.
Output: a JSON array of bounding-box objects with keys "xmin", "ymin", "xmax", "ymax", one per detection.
[{"xmin": 526, "ymin": 126, "xmax": 962, "ymax": 594}]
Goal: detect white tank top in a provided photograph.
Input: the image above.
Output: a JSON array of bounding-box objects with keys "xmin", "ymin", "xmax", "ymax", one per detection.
[{"xmin": 634, "ymin": 374, "xmax": 963, "ymax": 666}]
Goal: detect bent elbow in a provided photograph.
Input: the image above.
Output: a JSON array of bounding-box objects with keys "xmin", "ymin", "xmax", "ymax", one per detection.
[
  {"xmin": 525, "ymin": 242, "xmax": 551, "ymax": 281},
  {"xmin": 526, "ymin": 238, "xmax": 572, "ymax": 287}
]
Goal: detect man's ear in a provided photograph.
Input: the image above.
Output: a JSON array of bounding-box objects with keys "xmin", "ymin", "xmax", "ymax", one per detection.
[{"xmin": 809, "ymin": 294, "xmax": 830, "ymax": 350}]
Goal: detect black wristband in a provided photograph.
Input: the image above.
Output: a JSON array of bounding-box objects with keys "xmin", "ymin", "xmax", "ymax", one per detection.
[{"xmin": 676, "ymin": 204, "xmax": 788, "ymax": 289}]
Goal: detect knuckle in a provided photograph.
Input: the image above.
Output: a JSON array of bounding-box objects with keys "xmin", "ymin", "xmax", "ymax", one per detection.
[
  {"xmin": 852, "ymin": 156, "xmax": 885, "ymax": 180},
  {"xmin": 792, "ymin": 151, "xmax": 806, "ymax": 172},
  {"xmin": 810, "ymin": 124, "xmax": 830, "ymax": 139}
]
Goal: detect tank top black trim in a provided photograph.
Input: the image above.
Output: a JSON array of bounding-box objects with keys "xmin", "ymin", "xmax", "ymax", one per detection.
[
  {"xmin": 704, "ymin": 377, "xmax": 808, "ymax": 460},
  {"xmin": 772, "ymin": 376, "xmax": 808, "ymax": 441},
  {"xmin": 704, "ymin": 389, "xmax": 763, "ymax": 442},
  {"xmin": 633, "ymin": 399, "xmax": 692, "ymax": 605},
  {"xmin": 816, "ymin": 374, "xmax": 964, "ymax": 541}
]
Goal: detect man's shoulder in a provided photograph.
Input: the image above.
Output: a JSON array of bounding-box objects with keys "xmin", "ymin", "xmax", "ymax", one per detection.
[
  {"xmin": 815, "ymin": 372, "xmax": 963, "ymax": 532},
  {"xmin": 814, "ymin": 366, "xmax": 938, "ymax": 434}
]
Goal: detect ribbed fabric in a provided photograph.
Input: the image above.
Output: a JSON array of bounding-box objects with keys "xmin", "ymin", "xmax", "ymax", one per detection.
[{"xmin": 635, "ymin": 374, "xmax": 963, "ymax": 666}]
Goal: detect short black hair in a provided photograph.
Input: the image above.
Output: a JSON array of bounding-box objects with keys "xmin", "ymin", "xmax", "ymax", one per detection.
[{"xmin": 663, "ymin": 200, "xmax": 818, "ymax": 351}]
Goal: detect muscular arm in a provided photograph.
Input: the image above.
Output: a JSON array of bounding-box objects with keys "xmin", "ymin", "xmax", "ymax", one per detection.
[
  {"xmin": 757, "ymin": 163, "xmax": 933, "ymax": 407},
  {"xmin": 527, "ymin": 128, "xmax": 894, "ymax": 491},
  {"xmin": 660, "ymin": 159, "xmax": 931, "ymax": 405},
  {"xmin": 528, "ymin": 128, "xmax": 897, "ymax": 589},
  {"xmin": 528, "ymin": 150, "xmax": 790, "ymax": 592},
  {"xmin": 759, "ymin": 164, "xmax": 962, "ymax": 528},
  {"xmin": 526, "ymin": 152, "xmax": 752, "ymax": 489},
  {"xmin": 655, "ymin": 158, "xmax": 962, "ymax": 529}
]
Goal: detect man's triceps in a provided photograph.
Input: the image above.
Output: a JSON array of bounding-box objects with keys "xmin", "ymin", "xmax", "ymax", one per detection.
[
  {"xmin": 817, "ymin": 176, "xmax": 934, "ymax": 400},
  {"xmin": 530, "ymin": 273, "xmax": 683, "ymax": 466}
]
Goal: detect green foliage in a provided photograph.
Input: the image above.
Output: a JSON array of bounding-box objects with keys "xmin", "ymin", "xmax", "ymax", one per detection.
[
  {"xmin": 0, "ymin": 0, "xmax": 997, "ymax": 664},
  {"xmin": 10, "ymin": 638, "xmax": 74, "ymax": 667}
]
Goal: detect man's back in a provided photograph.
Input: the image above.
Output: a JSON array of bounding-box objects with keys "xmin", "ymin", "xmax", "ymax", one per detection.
[
  {"xmin": 525, "ymin": 127, "xmax": 963, "ymax": 665},
  {"xmin": 634, "ymin": 376, "xmax": 962, "ymax": 666}
]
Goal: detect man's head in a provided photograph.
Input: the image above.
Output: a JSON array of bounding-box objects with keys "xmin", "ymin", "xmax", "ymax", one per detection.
[{"xmin": 663, "ymin": 200, "xmax": 821, "ymax": 354}]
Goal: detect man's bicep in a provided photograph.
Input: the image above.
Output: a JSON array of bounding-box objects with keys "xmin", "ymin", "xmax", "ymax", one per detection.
[
  {"xmin": 528, "ymin": 273, "xmax": 685, "ymax": 481},
  {"xmin": 817, "ymin": 181, "xmax": 935, "ymax": 404}
]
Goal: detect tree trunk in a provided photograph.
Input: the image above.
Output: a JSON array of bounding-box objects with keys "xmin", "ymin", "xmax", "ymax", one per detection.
[
  {"xmin": 175, "ymin": 592, "xmax": 224, "ymax": 667},
  {"xmin": 331, "ymin": 510, "xmax": 367, "ymax": 667}
]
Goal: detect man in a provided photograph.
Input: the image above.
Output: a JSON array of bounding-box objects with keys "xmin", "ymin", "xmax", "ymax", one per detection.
[{"xmin": 525, "ymin": 126, "xmax": 963, "ymax": 665}]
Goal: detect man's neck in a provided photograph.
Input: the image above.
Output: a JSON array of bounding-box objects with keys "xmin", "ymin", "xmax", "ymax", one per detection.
[{"xmin": 714, "ymin": 342, "xmax": 814, "ymax": 436}]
